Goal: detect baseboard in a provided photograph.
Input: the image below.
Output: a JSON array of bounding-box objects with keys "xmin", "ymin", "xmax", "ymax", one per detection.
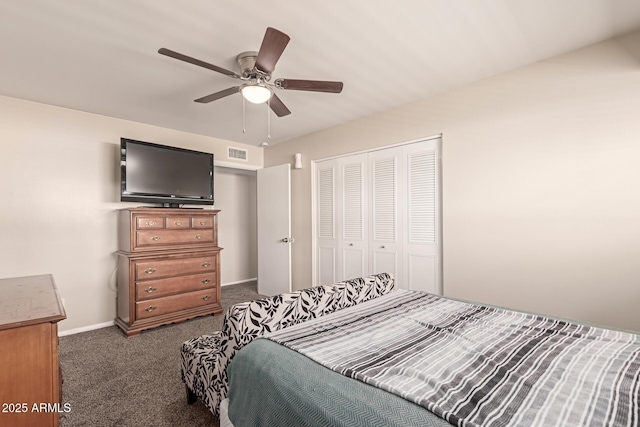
[
  {"xmin": 221, "ymin": 278, "xmax": 257, "ymax": 287},
  {"xmin": 58, "ymin": 280, "xmax": 256, "ymax": 336},
  {"xmin": 58, "ymin": 320, "xmax": 115, "ymax": 337}
]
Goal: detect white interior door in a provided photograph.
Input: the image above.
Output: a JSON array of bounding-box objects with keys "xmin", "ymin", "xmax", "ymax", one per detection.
[{"xmin": 257, "ymin": 164, "xmax": 291, "ymax": 296}]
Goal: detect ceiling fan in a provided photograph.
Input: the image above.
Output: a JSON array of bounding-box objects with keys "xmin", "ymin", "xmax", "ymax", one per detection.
[{"xmin": 158, "ymin": 27, "xmax": 344, "ymax": 117}]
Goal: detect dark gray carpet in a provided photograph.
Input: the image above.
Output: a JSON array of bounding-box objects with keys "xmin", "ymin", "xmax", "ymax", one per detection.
[{"xmin": 59, "ymin": 281, "xmax": 263, "ymax": 427}]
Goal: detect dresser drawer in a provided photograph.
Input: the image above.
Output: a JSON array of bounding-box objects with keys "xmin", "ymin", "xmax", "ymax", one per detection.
[
  {"xmin": 136, "ymin": 229, "xmax": 214, "ymax": 248},
  {"xmin": 119, "ymin": 209, "xmax": 219, "ymax": 253},
  {"xmin": 136, "ymin": 272, "xmax": 217, "ymax": 300},
  {"xmin": 135, "ymin": 254, "xmax": 216, "ymax": 281},
  {"xmin": 165, "ymin": 217, "xmax": 191, "ymax": 229},
  {"xmin": 136, "ymin": 289, "xmax": 217, "ymax": 320},
  {"xmin": 192, "ymin": 216, "xmax": 213, "ymax": 229},
  {"xmin": 136, "ymin": 216, "xmax": 164, "ymax": 229}
]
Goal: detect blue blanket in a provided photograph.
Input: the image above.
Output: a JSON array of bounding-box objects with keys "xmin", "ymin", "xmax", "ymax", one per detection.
[{"xmin": 228, "ymin": 338, "xmax": 452, "ymax": 426}]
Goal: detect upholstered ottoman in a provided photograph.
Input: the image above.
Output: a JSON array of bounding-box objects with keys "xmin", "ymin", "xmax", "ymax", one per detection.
[
  {"xmin": 180, "ymin": 332, "xmax": 225, "ymax": 407},
  {"xmin": 181, "ymin": 273, "xmax": 395, "ymax": 417}
]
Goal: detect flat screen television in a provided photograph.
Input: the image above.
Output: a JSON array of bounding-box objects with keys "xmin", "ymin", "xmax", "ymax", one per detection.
[{"xmin": 120, "ymin": 138, "xmax": 214, "ymax": 207}]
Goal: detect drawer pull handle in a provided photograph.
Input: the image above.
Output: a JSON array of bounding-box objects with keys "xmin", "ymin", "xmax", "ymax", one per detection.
[
  {"xmin": 144, "ymin": 268, "xmax": 156, "ymax": 275},
  {"xmin": 174, "ymin": 221, "xmax": 182, "ymax": 226},
  {"xmin": 201, "ymin": 262, "xmax": 211, "ymax": 268},
  {"xmin": 145, "ymin": 286, "xmax": 157, "ymax": 293},
  {"xmin": 151, "ymin": 236, "xmax": 160, "ymax": 241},
  {"xmin": 146, "ymin": 221, "xmax": 156, "ymax": 226},
  {"xmin": 199, "ymin": 221, "xmax": 207, "ymax": 226},
  {"xmin": 201, "ymin": 278, "xmax": 211, "ymax": 284},
  {"xmin": 145, "ymin": 306, "xmax": 157, "ymax": 312},
  {"xmin": 202, "ymin": 295, "xmax": 211, "ymax": 301},
  {"xmin": 195, "ymin": 234, "xmax": 202, "ymax": 239}
]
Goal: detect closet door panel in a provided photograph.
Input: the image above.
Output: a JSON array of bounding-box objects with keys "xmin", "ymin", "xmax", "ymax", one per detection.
[
  {"xmin": 371, "ymin": 156, "xmax": 397, "ymax": 242},
  {"xmin": 318, "ymin": 246, "xmax": 336, "ymax": 286},
  {"xmin": 371, "ymin": 248, "xmax": 398, "ymax": 278},
  {"xmin": 407, "ymin": 253, "xmax": 436, "ymax": 293},
  {"xmin": 342, "ymin": 248, "xmax": 366, "ymax": 281},
  {"xmin": 368, "ymin": 149, "xmax": 402, "ymax": 285},
  {"xmin": 340, "ymin": 155, "xmax": 368, "ymax": 281},
  {"xmin": 403, "ymin": 140, "xmax": 440, "ymax": 294},
  {"xmin": 317, "ymin": 166, "xmax": 336, "ymax": 241},
  {"xmin": 316, "ymin": 161, "xmax": 337, "ymax": 285}
]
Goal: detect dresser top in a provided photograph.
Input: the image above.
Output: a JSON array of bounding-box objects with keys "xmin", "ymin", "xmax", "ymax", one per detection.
[
  {"xmin": 119, "ymin": 207, "xmax": 220, "ymax": 214},
  {"xmin": 0, "ymin": 274, "xmax": 66, "ymax": 330}
]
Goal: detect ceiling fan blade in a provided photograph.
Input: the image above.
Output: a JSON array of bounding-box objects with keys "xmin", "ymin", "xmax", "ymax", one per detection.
[
  {"xmin": 269, "ymin": 94, "xmax": 291, "ymax": 117},
  {"xmin": 255, "ymin": 28, "xmax": 290, "ymax": 74},
  {"xmin": 158, "ymin": 48, "xmax": 240, "ymax": 78},
  {"xmin": 277, "ymin": 79, "xmax": 343, "ymax": 93},
  {"xmin": 194, "ymin": 86, "xmax": 240, "ymax": 103}
]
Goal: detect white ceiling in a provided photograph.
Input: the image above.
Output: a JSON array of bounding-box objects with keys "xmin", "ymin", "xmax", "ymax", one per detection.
[{"xmin": 1, "ymin": 1, "xmax": 640, "ymax": 146}]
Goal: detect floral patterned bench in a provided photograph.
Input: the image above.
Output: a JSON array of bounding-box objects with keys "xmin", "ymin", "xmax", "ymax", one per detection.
[{"xmin": 180, "ymin": 273, "xmax": 395, "ymax": 417}]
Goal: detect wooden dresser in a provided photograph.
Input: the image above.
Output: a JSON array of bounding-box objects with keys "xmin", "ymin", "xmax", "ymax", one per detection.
[
  {"xmin": 0, "ymin": 274, "xmax": 67, "ymax": 427},
  {"xmin": 115, "ymin": 208, "xmax": 223, "ymax": 336}
]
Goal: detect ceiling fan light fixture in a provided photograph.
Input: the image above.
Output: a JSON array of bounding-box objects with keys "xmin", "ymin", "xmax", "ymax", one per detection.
[{"xmin": 241, "ymin": 84, "xmax": 272, "ymax": 104}]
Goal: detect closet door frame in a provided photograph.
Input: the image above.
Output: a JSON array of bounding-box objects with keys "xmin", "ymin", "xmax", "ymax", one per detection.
[{"xmin": 311, "ymin": 134, "xmax": 443, "ymax": 292}]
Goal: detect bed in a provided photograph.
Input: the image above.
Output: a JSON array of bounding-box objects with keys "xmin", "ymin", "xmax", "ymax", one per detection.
[{"xmin": 181, "ymin": 274, "xmax": 640, "ymax": 426}]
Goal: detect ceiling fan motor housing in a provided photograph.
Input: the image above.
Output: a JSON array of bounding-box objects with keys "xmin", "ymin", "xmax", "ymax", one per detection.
[{"xmin": 237, "ymin": 51, "xmax": 258, "ymax": 77}]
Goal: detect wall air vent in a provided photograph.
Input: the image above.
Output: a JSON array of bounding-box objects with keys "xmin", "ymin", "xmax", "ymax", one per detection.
[{"xmin": 228, "ymin": 147, "xmax": 248, "ymax": 161}]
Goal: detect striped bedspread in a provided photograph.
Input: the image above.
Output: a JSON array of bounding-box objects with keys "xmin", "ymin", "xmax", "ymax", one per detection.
[{"xmin": 264, "ymin": 290, "xmax": 640, "ymax": 427}]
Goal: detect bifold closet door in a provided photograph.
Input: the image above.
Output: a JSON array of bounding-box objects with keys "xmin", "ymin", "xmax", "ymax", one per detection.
[
  {"xmin": 403, "ymin": 140, "xmax": 440, "ymax": 294},
  {"xmin": 339, "ymin": 154, "xmax": 368, "ymax": 282},
  {"xmin": 316, "ymin": 160, "xmax": 337, "ymax": 285},
  {"xmin": 368, "ymin": 148, "xmax": 402, "ymax": 285},
  {"xmin": 368, "ymin": 139, "xmax": 441, "ymax": 293},
  {"xmin": 316, "ymin": 154, "xmax": 368, "ymax": 285},
  {"xmin": 315, "ymin": 137, "xmax": 441, "ymax": 294}
]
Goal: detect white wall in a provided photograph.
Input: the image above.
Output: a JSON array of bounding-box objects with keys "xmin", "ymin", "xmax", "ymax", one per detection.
[
  {"xmin": 0, "ymin": 95, "xmax": 262, "ymax": 333},
  {"xmin": 215, "ymin": 167, "xmax": 257, "ymax": 284},
  {"xmin": 265, "ymin": 31, "xmax": 640, "ymax": 332}
]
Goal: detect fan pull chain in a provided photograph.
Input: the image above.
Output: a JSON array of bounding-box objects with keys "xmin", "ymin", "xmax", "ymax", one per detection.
[
  {"xmin": 242, "ymin": 96, "xmax": 246, "ymax": 133},
  {"xmin": 267, "ymin": 98, "xmax": 271, "ymax": 140}
]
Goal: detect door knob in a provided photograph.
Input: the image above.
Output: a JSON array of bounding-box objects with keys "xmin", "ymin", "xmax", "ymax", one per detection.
[{"xmin": 281, "ymin": 237, "xmax": 295, "ymax": 243}]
